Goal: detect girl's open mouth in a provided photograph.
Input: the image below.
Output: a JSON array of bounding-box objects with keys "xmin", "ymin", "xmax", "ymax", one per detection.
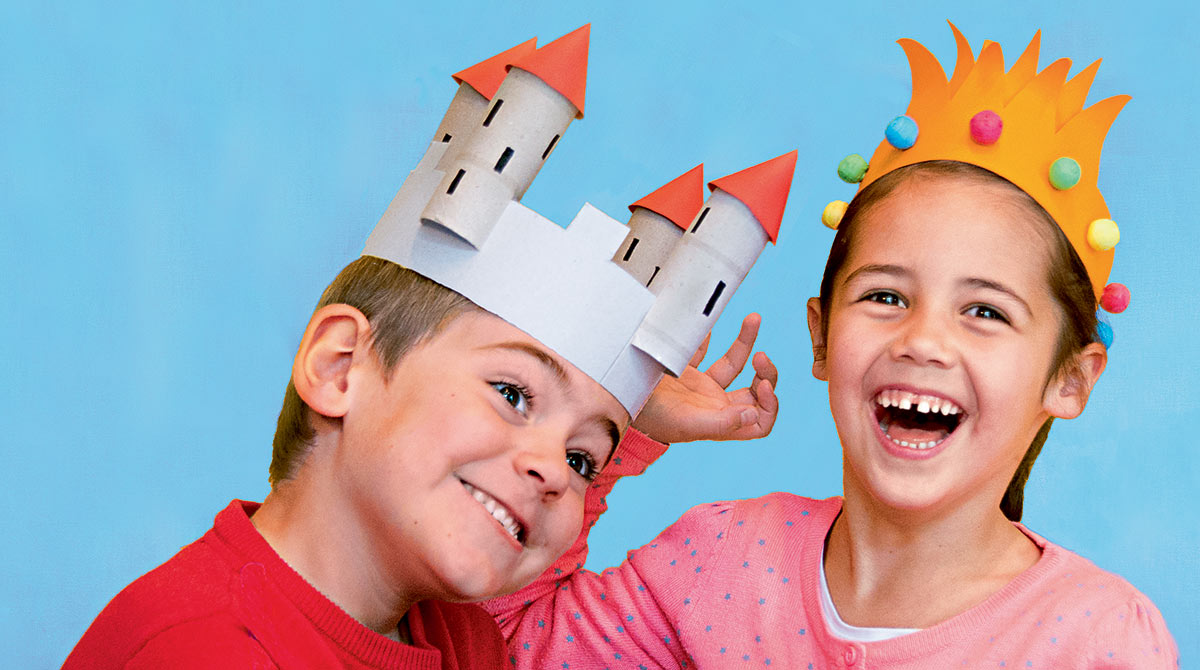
[{"xmin": 874, "ymin": 390, "xmax": 964, "ymax": 450}]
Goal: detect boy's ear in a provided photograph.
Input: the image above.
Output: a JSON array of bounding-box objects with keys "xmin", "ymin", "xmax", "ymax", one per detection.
[
  {"xmin": 806, "ymin": 297, "xmax": 829, "ymax": 382},
  {"xmin": 292, "ymin": 304, "xmax": 374, "ymax": 419},
  {"xmin": 1043, "ymin": 342, "xmax": 1108, "ymax": 420}
]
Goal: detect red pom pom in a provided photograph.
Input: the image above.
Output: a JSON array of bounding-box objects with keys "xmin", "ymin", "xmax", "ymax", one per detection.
[
  {"xmin": 970, "ymin": 110, "xmax": 1003, "ymax": 145},
  {"xmin": 1100, "ymin": 283, "xmax": 1130, "ymax": 313}
]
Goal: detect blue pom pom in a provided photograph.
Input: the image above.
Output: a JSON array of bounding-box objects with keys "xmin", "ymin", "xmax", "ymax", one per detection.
[
  {"xmin": 885, "ymin": 115, "xmax": 919, "ymax": 150},
  {"xmin": 1095, "ymin": 320, "xmax": 1114, "ymax": 348}
]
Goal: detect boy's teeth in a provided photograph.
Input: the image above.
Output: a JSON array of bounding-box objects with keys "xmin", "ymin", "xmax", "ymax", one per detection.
[{"xmin": 461, "ymin": 482, "xmax": 523, "ymax": 543}]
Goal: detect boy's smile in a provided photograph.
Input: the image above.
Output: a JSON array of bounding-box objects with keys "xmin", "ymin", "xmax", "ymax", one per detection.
[
  {"xmin": 810, "ymin": 176, "xmax": 1069, "ymax": 516},
  {"xmin": 337, "ymin": 310, "xmax": 630, "ymax": 606}
]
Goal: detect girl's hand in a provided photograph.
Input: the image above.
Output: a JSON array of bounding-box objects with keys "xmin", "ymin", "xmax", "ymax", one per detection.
[{"xmin": 632, "ymin": 313, "xmax": 779, "ymax": 444}]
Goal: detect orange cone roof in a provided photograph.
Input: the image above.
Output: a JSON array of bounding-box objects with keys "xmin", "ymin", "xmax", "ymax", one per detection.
[
  {"xmin": 628, "ymin": 164, "xmax": 705, "ymax": 230},
  {"xmin": 509, "ymin": 24, "xmax": 590, "ymax": 118},
  {"xmin": 452, "ymin": 37, "xmax": 538, "ymax": 100},
  {"xmin": 708, "ymin": 150, "xmax": 797, "ymax": 243}
]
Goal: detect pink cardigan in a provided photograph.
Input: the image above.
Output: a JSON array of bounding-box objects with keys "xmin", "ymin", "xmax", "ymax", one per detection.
[{"xmin": 486, "ymin": 431, "xmax": 1179, "ymax": 669}]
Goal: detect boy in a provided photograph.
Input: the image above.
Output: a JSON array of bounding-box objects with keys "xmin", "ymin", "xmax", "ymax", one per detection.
[{"xmin": 63, "ymin": 25, "xmax": 791, "ymax": 670}]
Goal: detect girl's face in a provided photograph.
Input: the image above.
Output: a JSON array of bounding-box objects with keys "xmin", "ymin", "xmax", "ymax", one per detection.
[{"xmin": 808, "ymin": 176, "xmax": 1096, "ymax": 517}]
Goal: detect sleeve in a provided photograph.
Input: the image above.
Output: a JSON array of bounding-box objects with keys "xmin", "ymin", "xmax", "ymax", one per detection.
[
  {"xmin": 484, "ymin": 430, "xmax": 736, "ymax": 669},
  {"xmin": 124, "ymin": 619, "xmax": 279, "ymax": 670},
  {"xmin": 1085, "ymin": 595, "xmax": 1180, "ymax": 669}
]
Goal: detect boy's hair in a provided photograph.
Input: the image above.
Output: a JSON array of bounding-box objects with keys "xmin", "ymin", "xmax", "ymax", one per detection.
[
  {"xmin": 816, "ymin": 160, "xmax": 1099, "ymax": 522},
  {"xmin": 269, "ymin": 256, "xmax": 477, "ymax": 485}
]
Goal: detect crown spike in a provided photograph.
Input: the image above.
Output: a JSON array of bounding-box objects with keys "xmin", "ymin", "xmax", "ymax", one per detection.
[
  {"xmin": 1058, "ymin": 59, "xmax": 1102, "ymax": 128},
  {"xmin": 1002, "ymin": 31, "xmax": 1041, "ymax": 103},
  {"xmin": 898, "ymin": 38, "xmax": 950, "ymax": 110},
  {"xmin": 946, "ymin": 22, "xmax": 975, "ymax": 93},
  {"xmin": 1059, "ymin": 94, "xmax": 1131, "ymax": 171}
]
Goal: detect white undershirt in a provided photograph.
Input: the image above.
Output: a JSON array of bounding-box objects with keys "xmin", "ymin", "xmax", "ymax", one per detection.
[{"xmin": 819, "ymin": 544, "xmax": 921, "ymax": 642}]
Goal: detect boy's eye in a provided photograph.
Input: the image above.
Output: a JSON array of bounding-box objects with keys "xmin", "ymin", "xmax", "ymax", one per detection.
[
  {"xmin": 964, "ymin": 304, "xmax": 1009, "ymax": 323},
  {"xmin": 862, "ymin": 291, "xmax": 907, "ymax": 308},
  {"xmin": 491, "ymin": 382, "xmax": 531, "ymax": 416},
  {"xmin": 565, "ymin": 450, "xmax": 598, "ymax": 482}
]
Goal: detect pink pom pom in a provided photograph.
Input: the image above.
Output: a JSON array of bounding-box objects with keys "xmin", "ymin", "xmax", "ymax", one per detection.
[
  {"xmin": 970, "ymin": 110, "xmax": 1003, "ymax": 145},
  {"xmin": 1100, "ymin": 283, "xmax": 1130, "ymax": 313}
]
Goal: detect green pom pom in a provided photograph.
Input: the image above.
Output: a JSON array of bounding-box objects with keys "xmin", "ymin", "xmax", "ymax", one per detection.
[
  {"xmin": 837, "ymin": 154, "xmax": 868, "ymax": 183},
  {"xmin": 1049, "ymin": 157, "xmax": 1081, "ymax": 190}
]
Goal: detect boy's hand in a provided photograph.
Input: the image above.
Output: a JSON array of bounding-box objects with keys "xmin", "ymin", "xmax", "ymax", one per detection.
[{"xmin": 632, "ymin": 313, "xmax": 778, "ymax": 444}]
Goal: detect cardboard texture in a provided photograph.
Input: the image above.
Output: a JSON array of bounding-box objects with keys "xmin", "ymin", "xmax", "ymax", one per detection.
[{"xmin": 363, "ymin": 27, "xmax": 796, "ymax": 414}]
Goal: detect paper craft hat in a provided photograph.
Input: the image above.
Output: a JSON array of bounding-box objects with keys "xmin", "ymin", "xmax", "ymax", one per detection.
[
  {"xmin": 363, "ymin": 27, "xmax": 797, "ymax": 414},
  {"xmin": 824, "ymin": 23, "xmax": 1130, "ymax": 318}
]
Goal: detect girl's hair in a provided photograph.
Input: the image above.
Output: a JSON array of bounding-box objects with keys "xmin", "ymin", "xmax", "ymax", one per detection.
[{"xmin": 816, "ymin": 161, "xmax": 1098, "ymax": 521}]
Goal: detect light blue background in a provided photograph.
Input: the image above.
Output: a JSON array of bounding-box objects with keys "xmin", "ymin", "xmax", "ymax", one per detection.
[{"xmin": 3, "ymin": 2, "xmax": 1196, "ymax": 666}]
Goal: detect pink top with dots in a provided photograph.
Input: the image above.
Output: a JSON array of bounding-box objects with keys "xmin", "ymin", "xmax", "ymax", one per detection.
[{"xmin": 486, "ymin": 431, "xmax": 1179, "ymax": 669}]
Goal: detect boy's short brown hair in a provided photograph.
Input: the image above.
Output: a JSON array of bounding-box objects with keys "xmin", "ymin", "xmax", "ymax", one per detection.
[{"xmin": 269, "ymin": 256, "xmax": 477, "ymax": 485}]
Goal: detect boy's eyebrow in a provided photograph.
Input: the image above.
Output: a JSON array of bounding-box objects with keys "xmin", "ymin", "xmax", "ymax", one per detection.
[
  {"xmin": 487, "ymin": 341, "xmax": 623, "ymax": 460},
  {"xmin": 487, "ymin": 342, "xmax": 570, "ymax": 387}
]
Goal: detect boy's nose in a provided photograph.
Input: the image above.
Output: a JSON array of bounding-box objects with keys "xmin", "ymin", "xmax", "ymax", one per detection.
[
  {"xmin": 513, "ymin": 433, "xmax": 571, "ymax": 501},
  {"xmin": 889, "ymin": 307, "xmax": 955, "ymax": 368}
]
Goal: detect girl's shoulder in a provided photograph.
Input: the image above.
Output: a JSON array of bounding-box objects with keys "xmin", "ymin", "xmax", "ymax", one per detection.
[{"xmin": 987, "ymin": 525, "xmax": 1179, "ymax": 664}]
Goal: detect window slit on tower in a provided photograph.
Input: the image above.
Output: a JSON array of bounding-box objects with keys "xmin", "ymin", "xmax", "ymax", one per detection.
[
  {"xmin": 703, "ymin": 281, "xmax": 726, "ymax": 316},
  {"xmin": 494, "ymin": 147, "xmax": 514, "ymax": 173},
  {"xmin": 482, "ymin": 100, "xmax": 503, "ymax": 127},
  {"xmin": 542, "ymin": 134, "xmax": 560, "ymax": 160},
  {"xmin": 447, "ymin": 169, "xmax": 466, "ymax": 194},
  {"xmin": 622, "ymin": 238, "xmax": 640, "ymax": 261},
  {"xmin": 690, "ymin": 207, "xmax": 710, "ymax": 233},
  {"xmin": 441, "ymin": 133, "xmax": 452, "ymax": 142},
  {"xmin": 647, "ymin": 266, "xmax": 661, "ymax": 287}
]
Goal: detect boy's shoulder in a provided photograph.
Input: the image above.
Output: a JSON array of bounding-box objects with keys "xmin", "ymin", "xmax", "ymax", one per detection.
[{"xmin": 64, "ymin": 502, "xmax": 258, "ymax": 668}]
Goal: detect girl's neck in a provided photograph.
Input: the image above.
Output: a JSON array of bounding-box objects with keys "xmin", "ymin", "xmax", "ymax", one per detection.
[{"xmin": 824, "ymin": 491, "xmax": 1041, "ymax": 629}]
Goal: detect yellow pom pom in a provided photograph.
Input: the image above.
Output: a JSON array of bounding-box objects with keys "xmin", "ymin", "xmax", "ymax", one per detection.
[
  {"xmin": 1087, "ymin": 218, "xmax": 1120, "ymax": 251},
  {"xmin": 822, "ymin": 200, "xmax": 848, "ymax": 229}
]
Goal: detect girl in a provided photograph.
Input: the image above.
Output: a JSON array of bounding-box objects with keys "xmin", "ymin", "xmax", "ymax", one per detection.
[{"xmin": 486, "ymin": 25, "xmax": 1179, "ymax": 668}]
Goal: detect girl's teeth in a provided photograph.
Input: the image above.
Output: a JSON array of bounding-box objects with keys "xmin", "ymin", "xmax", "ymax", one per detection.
[{"xmin": 874, "ymin": 391, "xmax": 962, "ymax": 416}]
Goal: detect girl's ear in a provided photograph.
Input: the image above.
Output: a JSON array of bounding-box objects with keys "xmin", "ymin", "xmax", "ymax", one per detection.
[
  {"xmin": 806, "ymin": 297, "xmax": 829, "ymax": 381},
  {"xmin": 292, "ymin": 304, "xmax": 374, "ymax": 419},
  {"xmin": 1043, "ymin": 342, "xmax": 1108, "ymax": 419}
]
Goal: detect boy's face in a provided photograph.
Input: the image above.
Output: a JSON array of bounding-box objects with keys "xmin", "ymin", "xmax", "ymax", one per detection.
[{"xmin": 337, "ymin": 310, "xmax": 630, "ymax": 604}]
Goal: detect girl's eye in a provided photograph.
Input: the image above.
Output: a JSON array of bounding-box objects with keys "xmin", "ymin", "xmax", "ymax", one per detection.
[
  {"xmin": 491, "ymin": 382, "xmax": 532, "ymax": 416},
  {"xmin": 565, "ymin": 450, "xmax": 599, "ymax": 482},
  {"xmin": 965, "ymin": 304, "xmax": 1009, "ymax": 323},
  {"xmin": 862, "ymin": 291, "xmax": 907, "ymax": 308}
]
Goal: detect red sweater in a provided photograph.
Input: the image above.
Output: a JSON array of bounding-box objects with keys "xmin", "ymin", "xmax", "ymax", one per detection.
[{"xmin": 64, "ymin": 501, "xmax": 506, "ymax": 669}]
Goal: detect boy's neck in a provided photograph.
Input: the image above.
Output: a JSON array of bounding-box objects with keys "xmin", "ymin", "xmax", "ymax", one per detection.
[
  {"xmin": 251, "ymin": 449, "xmax": 418, "ymax": 640},
  {"xmin": 824, "ymin": 488, "xmax": 1040, "ymax": 629}
]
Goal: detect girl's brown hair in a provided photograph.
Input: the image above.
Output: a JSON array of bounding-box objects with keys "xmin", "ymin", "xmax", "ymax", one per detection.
[{"xmin": 816, "ymin": 161, "xmax": 1098, "ymax": 521}]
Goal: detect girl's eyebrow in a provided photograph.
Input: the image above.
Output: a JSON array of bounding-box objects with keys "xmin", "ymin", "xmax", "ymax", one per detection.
[
  {"xmin": 841, "ymin": 263, "xmax": 908, "ymax": 286},
  {"xmin": 961, "ymin": 277, "xmax": 1032, "ymax": 317}
]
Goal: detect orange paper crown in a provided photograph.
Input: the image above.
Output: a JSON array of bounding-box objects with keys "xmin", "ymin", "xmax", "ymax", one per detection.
[{"xmin": 832, "ymin": 23, "xmax": 1130, "ymax": 307}]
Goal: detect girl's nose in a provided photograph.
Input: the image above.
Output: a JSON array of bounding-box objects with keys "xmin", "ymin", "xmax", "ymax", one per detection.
[
  {"xmin": 889, "ymin": 306, "xmax": 955, "ymax": 368},
  {"xmin": 513, "ymin": 430, "xmax": 571, "ymax": 501}
]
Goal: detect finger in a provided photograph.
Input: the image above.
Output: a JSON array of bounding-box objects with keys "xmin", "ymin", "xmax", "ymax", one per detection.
[
  {"xmin": 704, "ymin": 313, "xmax": 762, "ymax": 389},
  {"xmin": 748, "ymin": 351, "xmax": 779, "ymax": 402},
  {"xmin": 687, "ymin": 333, "xmax": 712, "ymax": 369}
]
